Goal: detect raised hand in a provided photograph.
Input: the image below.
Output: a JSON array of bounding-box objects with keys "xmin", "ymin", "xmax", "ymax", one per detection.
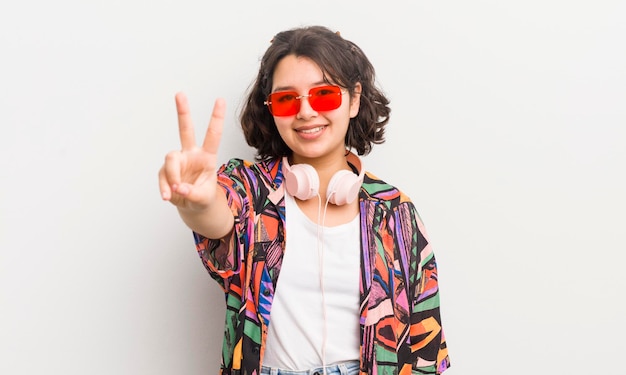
[{"xmin": 159, "ymin": 92, "xmax": 226, "ymax": 212}]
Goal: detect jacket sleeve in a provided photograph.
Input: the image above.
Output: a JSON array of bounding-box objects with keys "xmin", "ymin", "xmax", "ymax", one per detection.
[
  {"xmin": 404, "ymin": 202, "xmax": 451, "ymax": 374},
  {"xmin": 193, "ymin": 159, "xmax": 253, "ymax": 289}
]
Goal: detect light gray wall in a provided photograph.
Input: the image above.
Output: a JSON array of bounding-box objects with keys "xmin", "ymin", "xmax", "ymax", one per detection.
[{"xmin": 1, "ymin": 1, "xmax": 624, "ymax": 374}]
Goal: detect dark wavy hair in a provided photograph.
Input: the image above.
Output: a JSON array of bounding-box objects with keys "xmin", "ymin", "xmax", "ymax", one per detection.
[{"xmin": 239, "ymin": 25, "xmax": 391, "ymax": 161}]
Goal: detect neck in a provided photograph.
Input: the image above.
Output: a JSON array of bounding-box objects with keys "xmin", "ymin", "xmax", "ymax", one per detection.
[
  {"xmin": 291, "ymin": 148, "xmax": 348, "ymax": 167},
  {"xmin": 292, "ymin": 152, "xmax": 351, "ymax": 181}
]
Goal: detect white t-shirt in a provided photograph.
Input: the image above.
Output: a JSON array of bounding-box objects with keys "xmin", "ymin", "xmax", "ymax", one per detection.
[{"xmin": 262, "ymin": 193, "xmax": 361, "ymax": 370}]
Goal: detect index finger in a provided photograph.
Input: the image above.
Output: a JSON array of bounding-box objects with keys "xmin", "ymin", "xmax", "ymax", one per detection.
[
  {"xmin": 175, "ymin": 92, "xmax": 197, "ymax": 150},
  {"xmin": 202, "ymin": 98, "xmax": 226, "ymax": 154}
]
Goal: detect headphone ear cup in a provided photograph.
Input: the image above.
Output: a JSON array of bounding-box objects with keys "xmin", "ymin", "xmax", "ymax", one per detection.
[
  {"xmin": 285, "ymin": 163, "xmax": 320, "ymax": 200},
  {"xmin": 327, "ymin": 170, "xmax": 362, "ymax": 205}
]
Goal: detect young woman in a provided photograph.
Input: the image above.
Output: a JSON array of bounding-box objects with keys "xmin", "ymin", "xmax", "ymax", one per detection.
[{"xmin": 159, "ymin": 25, "xmax": 450, "ymax": 375}]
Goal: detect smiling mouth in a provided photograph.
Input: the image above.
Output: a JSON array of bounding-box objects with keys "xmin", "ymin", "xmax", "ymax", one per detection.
[{"xmin": 297, "ymin": 126, "xmax": 326, "ymax": 134}]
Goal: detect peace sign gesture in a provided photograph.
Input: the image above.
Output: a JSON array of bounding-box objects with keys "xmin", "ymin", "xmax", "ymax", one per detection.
[{"xmin": 159, "ymin": 93, "xmax": 234, "ymax": 238}]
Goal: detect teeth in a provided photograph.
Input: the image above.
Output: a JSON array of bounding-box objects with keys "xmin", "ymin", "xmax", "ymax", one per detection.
[{"xmin": 299, "ymin": 126, "xmax": 324, "ymax": 134}]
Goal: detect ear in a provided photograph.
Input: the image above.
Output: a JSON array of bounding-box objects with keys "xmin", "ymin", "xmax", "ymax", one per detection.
[{"xmin": 349, "ymin": 82, "xmax": 362, "ymax": 118}]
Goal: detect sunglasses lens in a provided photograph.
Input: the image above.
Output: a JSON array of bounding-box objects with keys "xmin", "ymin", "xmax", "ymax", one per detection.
[
  {"xmin": 309, "ymin": 86, "xmax": 342, "ymax": 111},
  {"xmin": 267, "ymin": 91, "xmax": 299, "ymax": 116}
]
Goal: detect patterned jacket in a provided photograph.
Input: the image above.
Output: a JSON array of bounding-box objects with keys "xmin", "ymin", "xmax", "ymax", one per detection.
[{"xmin": 194, "ymin": 158, "xmax": 450, "ymax": 375}]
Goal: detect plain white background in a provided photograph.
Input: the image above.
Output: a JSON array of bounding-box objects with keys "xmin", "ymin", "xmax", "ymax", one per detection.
[{"xmin": 1, "ymin": 1, "xmax": 625, "ymax": 374}]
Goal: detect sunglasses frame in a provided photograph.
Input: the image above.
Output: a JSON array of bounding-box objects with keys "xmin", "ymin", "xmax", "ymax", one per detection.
[{"xmin": 264, "ymin": 85, "xmax": 345, "ymax": 117}]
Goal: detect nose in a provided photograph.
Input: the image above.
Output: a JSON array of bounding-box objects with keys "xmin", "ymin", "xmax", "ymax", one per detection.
[{"xmin": 296, "ymin": 95, "xmax": 317, "ymax": 120}]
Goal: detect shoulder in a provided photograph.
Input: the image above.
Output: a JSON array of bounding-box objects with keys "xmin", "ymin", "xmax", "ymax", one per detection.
[
  {"xmin": 361, "ymin": 171, "xmax": 413, "ymax": 205},
  {"xmin": 360, "ymin": 171, "xmax": 427, "ymax": 223},
  {"xmin": 219, "ymin": 157, "xmax": 282, "ymax": 187}
]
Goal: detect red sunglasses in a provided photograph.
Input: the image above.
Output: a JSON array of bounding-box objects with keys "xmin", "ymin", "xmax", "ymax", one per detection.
[{"xmin": 264, "ymin": 85, "xmax": 344, "ymax": 117}]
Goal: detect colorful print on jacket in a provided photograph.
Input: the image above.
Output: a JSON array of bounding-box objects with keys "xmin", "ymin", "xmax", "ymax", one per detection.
[{"xmin": 194, "ymin": 158, "xmax": 450, "ymax": 375}]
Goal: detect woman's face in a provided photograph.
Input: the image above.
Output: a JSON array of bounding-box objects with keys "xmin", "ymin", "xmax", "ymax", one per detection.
[{"xmin": 270, "ymin": 54, "xmax": 360, "ymax": 165}]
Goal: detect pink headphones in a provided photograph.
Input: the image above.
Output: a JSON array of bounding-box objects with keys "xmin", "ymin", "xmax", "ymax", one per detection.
[{"xmin": 282, "ymin": 152, "xmax": 365, "ymax": 205}]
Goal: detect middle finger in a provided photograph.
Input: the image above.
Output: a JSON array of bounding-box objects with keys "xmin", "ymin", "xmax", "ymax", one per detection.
[{"xmin": 175, "ymin": 92, "xmax": 197, "ymax": 150}]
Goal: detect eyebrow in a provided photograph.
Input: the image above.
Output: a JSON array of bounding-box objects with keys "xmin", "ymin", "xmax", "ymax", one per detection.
[{"xmin": 272, "ymin": 80, "xmax": 329, "ymax": 93}]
